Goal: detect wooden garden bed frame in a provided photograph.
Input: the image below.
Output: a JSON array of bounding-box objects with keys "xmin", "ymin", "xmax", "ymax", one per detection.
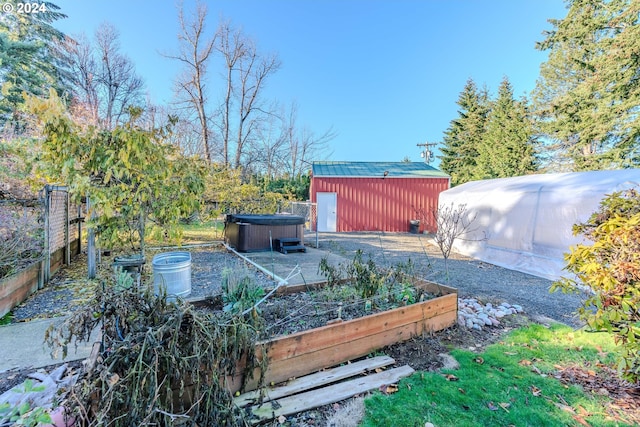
[{"xmin": 224, "ymin": 278, "xmax": 457, "ymax": 393}]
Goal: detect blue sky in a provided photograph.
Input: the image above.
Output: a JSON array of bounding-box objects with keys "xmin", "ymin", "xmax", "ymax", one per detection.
[{"xmin": 54, "ymin": 0, "xmax": 568, "ymax": 166}]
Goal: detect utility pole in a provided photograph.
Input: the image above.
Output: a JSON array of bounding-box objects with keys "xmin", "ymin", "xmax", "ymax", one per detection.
[{"xmin": 416, "ymin": 142, "xmax": 437, "ymax": 164}]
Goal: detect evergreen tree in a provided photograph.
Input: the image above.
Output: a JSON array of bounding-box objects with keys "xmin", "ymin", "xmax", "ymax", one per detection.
[
  {"xmin": 0, "ymin": 1, "xmax": 69, "ymax": 131},
  {"xmin": 533, "ymin": 0, "xmax": 640, "ymax": 171},
  {"xmin": 476, "ymin": 77, "xmax": 538, "ymax": 179},
  {"xmin": 439, "ymin": 78, "xmax": 489, "ymax": 186}
]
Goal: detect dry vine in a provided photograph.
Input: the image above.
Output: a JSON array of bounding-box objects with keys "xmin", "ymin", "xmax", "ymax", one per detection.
[{"xmin": 46, "ymin": 278, "xmax": 267, "ymax": 426}]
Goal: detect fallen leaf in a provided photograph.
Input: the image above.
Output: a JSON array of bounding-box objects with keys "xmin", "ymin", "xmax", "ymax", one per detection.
[
  {"xmin": 107, "ymin": 373, "xmax": 119, "ymax": 387},
  {"xmin": 458, "ymin": 387, "xmax": 466, "ymax": 394},
  {"xmin": 499, "ymin": 402, "xmax": 511, "ymax": 412},
  {"xmin": 277, "ymin": 415, "xmax": 286, "ymax": 424},
  {"xmin": 530, "ymin": 385, "xmax": 542, "ymax": 397},
  {"xmin": 444, "ymin": 374, "xmax": 459, "ymax": 381},
  {"xmin": 474, "ymin": 356, "xmax": 484, "ymax": 365},
  {"xmin": 379, "ymin": 384, "xmax": 399, "ymax": 394},
  {"xmin": 572, "ymin": 415, "xmax": 591, "ymax": 427},
  {"xmin": 387, "ymin": 384, "xmax": 399, "ymax": 394},
  {"xmin": 576, "ymin": 406, "xmax": 590, "ymax": 417},
  {"xmin": 519, "ymin": 359, "xmax": 532, "ymax": 366},
  {"xmin": 487, "ymin": 402, "xmax": 499, "ymax": 411},
  {"xmin": 554, "ymin": 402, "xmax": 575, "ymax": 414},
  {"xmin": 406, "ymin": 383, "xmax": 412, "ymax": 391},
  {"xmin": 375, "ymin": 368, "xmax": 384, "ymax": 373}
]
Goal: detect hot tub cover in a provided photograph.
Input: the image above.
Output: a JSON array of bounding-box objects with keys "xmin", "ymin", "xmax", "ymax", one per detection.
[
  {"xmin": 226, "ymin": 214, "xmax": 305, "ymax": 226},
  {"xmin": 438, "ymin": 169, "xmax": 640, "ymax": 281}
]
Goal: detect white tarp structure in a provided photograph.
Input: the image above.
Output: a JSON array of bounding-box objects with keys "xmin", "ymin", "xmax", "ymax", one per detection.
[{"xmin": 438, "ymin": 169, "xmax": 640, "ymax": 281}]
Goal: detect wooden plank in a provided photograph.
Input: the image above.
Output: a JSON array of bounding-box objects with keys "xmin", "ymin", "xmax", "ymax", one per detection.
[
  {"xmin": 233, "ymin": 309, "xmax": 457, "ymax": 392},
  {"xmin": 223, "ymin": 291, "xmax": 457, "ymax": 393},
  {"xmin": 234, "ymin": 355, "xmax": 395, "ymax": 407},
  {"xmin": 258, "ymin": 293, "xmax": 457, "ymax": 362},
  {"xmin": 0, "ymin": 262, "xmax": 42, "ymax": 318},
  {"xmin": 248, "ymin": 365, "xmax": 415, "ymax": 424}
]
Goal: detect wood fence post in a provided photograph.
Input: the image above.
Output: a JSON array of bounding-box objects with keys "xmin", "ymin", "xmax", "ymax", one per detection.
[
  {"xmin": 87, "ymin": 195, "xmax": 96, "ymax": 279},
  {"xmin": 43, "ymin": 185, "xmax": 50, "ymax": 287}
]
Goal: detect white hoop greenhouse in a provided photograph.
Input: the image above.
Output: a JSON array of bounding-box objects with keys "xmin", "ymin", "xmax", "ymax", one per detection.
[{"xmin": 438, "ymin": 169, "xmax": 640, "ymax": 281}]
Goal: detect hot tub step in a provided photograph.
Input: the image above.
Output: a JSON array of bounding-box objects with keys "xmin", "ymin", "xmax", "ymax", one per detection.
[
  {"xmin": 281, "ymin": 245, "xmax": 306, "ymax": 254},
  {"xmin": 274, "ymin": 238, "xmax": 306, "ymax": 254}
]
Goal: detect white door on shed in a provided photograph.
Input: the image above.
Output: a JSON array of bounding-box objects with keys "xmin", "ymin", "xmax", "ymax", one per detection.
[{"xmin": 317, "ymin": 192, "xmax": 337, "ymax": 232}]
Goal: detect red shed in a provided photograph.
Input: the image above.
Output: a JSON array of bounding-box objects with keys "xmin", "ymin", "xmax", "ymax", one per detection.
[{"xmin": 310, "ymin": 161, "xmax": 450, "ymax": 233}]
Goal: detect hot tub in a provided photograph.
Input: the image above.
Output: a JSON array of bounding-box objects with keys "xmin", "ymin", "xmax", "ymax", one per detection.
[{"xmin": 224, "ymin": 214, "xmax": 305, "ymax": 252}]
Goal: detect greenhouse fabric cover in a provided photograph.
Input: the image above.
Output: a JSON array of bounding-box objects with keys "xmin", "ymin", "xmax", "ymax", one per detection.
[{"xmin": 438, "ymin": 169, "xmax": 640, "ymax": 281}]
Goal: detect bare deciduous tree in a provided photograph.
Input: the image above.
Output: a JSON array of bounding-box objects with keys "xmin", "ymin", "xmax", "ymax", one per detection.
[
  {"xmin": 62, "ymin": 23, "xmax": 144, "ymax": 129},
  {"xmin": 283, "ymin": 102, "xmax": 335, "ymax": 178},
  {"xmin": 95, "ymin": 24, "xmax": 144, "ymax": 129},
  {"xmin": 234, "ymin": 43, "xmax": 281, "ymax": 168},
  {"xmin": 216, "ymin": 20, "xmax": 244, "ymax": 166},
  {"xmin": 165, "ymin": 1, "xmax": 217, "ymax": 162},
  {"xmin": 251, "ymin": 108, "xmax": 287, "ymax": 179},
  {"xmin": 216, "ymin": 21, "xmax": 281, "ymax": 169},
  {"xmin": 414, "ymin": 202, "xmax": 483, "ymax": 282},
  {"xmin": 167, "ymin": 10, "xmax": 330, "ymax": 176},
  {"xmin": 61, "ymin": 33, "xmax": 99, "ymax": 125}
]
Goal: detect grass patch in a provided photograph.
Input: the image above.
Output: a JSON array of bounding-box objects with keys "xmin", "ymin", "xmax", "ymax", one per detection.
[
  {"xmin": 143, "ymin": 221, "xmax": 225, "ymax": 247},
  {"xmin": 179, "ymin": 220, "xmax": 224, "ymax": 243},
  {"xmin": 0, "ymin": 313, "xmax": 12, "ymax": 325},
  {"xmin": 361, "ymin": 323, "xmax": 633, "ymax": 426}
]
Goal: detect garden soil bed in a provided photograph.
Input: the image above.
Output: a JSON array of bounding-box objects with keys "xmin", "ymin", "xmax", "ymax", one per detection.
[{"xmin": 191, "ymin": 278, "xmax": 458, "ymax": 394}]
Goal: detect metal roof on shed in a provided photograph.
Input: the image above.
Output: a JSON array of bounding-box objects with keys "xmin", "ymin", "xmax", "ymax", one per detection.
[{"xmin": 312, "ymin": 161, "xmax": 449, "ymax": 178}]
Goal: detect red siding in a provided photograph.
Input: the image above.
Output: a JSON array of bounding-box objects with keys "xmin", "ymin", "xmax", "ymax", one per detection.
[{"xmin": 310, "ymin": 177, "xmax": 450, "ymax": 233}]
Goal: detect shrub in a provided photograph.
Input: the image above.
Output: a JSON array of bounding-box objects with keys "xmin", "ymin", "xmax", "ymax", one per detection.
[
  {"xmin": 46, "ymin": 279, "xmax": 265, "ymax": 425},
  {"xmin": 221, "ymin": 267, "xmax": 266, "ymax": 315},
  {"xmin": 0, "ymin": 207, "xmax": 43, "ymax": 278},
  {"xmin": 553, "ymin": 188, "xmax": 640, "ymax": 382}
]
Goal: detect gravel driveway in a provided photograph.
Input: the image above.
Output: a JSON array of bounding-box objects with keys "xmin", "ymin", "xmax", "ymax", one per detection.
[
  {"xmin": 310, "ymin": 231, "xmax": 586, "ymax": 328},
  {"xmin": 10, "ymin": 233, "xmax": 587, "ymax": 329}
]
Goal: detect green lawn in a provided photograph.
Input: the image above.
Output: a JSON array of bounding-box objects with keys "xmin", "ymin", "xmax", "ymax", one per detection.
[
  {"xmin": 179, "ymin": 220, "xmax": 225, "ymax": 243},
  {"xmin": 143, "ymin": 220, "xmax": 225, "ymax": 247},
  {"xmin": 361, "ymin": 323, "xmax": 634, "ymax": 426}
]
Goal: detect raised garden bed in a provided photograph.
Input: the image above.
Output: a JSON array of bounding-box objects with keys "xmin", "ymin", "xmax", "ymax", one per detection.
[
  {"xmin": 192, "ymin": 278, "xmax": 457, "ymax": 394},
  {"xmin": 41, "ymin": 249, "xmax": 457, "ymax": 425}
]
